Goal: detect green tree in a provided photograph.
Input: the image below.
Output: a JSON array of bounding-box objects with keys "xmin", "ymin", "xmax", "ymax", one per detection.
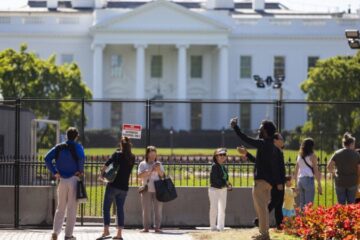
[
  {"xmin": 301, "ymin": 52, "xmax": 360, "ymax": 152},
  {"xmin": 0, "ymin": 44, "xmax": 92, "ymax": 147}
]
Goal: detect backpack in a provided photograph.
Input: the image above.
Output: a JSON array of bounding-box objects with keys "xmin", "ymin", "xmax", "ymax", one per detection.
[{"xmin": 55, "ymin": 143, "xmax": 79, "ymax": 162}]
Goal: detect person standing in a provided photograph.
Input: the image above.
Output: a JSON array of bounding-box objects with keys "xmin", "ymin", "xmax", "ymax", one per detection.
[
  {"xmin": 45, "ymin": 127, "xmax": 85, "ymax": 240},
  {"xmin": 282, "ymin": 176, "xmax": 297, "ymax": 218},
  {"xmin": 294, "ymin": 138, "xmax": 322, "ymax": 209},
  {"xmin": 230, "ymin": 118, "xmax": 280, "ymax": 240},
  {"xmin": 237, "ymin": 133, "xmax": 286, "ymax": 230},
  {"xmin": 97, "ymin": 137, "xmax": 135, "ymax": 240},
  {"xmin": 209, "ymin": 148, "xmax": 232, "ymax": 232},
  {"xmin": 267, "ymin": 133, "xmax": 286, "ymax": 230},
  {"xmin": 327, "ymin": 133, "xmax": 360, "ymax": 205},
  {"xmin": 137, "ymin": 146, "xmax": 165, "ymax": 233}
]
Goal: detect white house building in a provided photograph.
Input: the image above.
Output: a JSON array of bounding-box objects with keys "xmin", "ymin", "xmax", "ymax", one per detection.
[{"xmin": 0, "ymin": 0, "xmax": 358, "ymax": 131}]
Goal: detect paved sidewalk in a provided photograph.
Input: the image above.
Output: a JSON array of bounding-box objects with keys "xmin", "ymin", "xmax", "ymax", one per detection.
[{"xmin": 0, "ymin": 227, "xmax": 193, "ymax": 240}]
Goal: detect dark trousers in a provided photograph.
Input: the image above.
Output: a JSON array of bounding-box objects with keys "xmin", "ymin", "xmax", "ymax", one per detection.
[
  {"xmin": 103, "ymin": 185, "xmax": 127, "ymax": 227},
  {"xmin": 268, "ymin": 186, "xmax": 284, "ymax": 227}
]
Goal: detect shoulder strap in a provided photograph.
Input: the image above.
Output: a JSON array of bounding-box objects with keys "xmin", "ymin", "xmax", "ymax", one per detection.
[
  {"xmin": 302, "ymin": 156, "xmax": 314, "ymax": 174},
  {"xmin": 111, "ymin": 150, "xmax": 122, "ymax": 164},
  {"xmin": 55, "ymin": 143, "xmax": 79, "ymax": 162}
]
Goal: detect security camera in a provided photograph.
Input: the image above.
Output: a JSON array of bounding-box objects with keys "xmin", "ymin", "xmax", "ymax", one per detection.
[{"xmin": 345, "ymin": 29, "xmax": 359, "ymax": 39}]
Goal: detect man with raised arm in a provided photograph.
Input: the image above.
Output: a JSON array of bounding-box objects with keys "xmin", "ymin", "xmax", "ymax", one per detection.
[{"xmin": 230, "ymin": 118, "xmax": 282, "ymax": 240}]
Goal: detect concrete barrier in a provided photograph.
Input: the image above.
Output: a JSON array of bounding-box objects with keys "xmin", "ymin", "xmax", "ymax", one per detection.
[
  {"xmin": 0, "ymin": 186, "xmax": 55, "ymax": 225},
  {"xmin": 0, "ymin": 186, "xmax": 276, "ymax": 227}
]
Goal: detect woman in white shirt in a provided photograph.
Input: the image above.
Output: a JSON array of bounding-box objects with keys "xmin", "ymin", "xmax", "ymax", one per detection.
[
  {"xmin": 137, "ymin": 146, "xmax": 165, "ymax": 233},
  {"xmin": 294, "ymin": 138, "xmax": 322, "ymax": 209}
]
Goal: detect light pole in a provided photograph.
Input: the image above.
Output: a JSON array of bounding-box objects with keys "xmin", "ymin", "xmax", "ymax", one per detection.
[
  {"xmin": 345, "ymin": 29, "xmax": 360, "ymax": 49},
  {"xmin": 221, "ymin": 127, "xmax": 225, "ymax": 147},
  {"xmin": 169, "ymin": 127, "xmax": 174, "ymax": 157},
  {"xmin": 253, "ymin": 75, "xmax": 285, "ymax": 132}
]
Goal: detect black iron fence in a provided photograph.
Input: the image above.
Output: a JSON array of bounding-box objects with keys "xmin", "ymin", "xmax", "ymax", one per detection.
[{"xmin": 0, "ymin": 155, "xmax": 336, "ymax": 221}]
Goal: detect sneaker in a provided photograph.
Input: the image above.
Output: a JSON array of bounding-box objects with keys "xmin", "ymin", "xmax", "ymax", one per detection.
[
  {"xmin": 64, "ymin": 236, "xmax": 76, "ymax": 240},
  {"xmin": 251, "ymin": 233, "xmax": 270, "ymax": 240},
  {"xmin": 51, "ymin": 233, "xmax": 57, "ymax": 240},
  {"xmin": 276, "ymin": 225, "xmax": 283, "ymax": 231}
]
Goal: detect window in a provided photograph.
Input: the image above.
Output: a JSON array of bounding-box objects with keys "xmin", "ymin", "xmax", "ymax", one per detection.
[
  {"xmin": 61, "ymin": 54, "xmax": 74, "ymax": 64},
  {"xmin": 190, "ymin": 56, "xmax": 202, "ymax": 78},
  {"xmin": 111, "ymin": 103, "xmax": 122, "ymax": 128},
  {"xmin": 307, "ymin": 56, "xmax": 319, "ymax": 73},
  {"xmin": 151, "ymin": 112, "xmax": 163, "ymax": 130},
  {"xmin": 274, "ymin": 56, "xmax": 285, "ymax": 78},
  {"xmin": 240, "ymin": 56, "xmax": 252, "ymax": 79},
  {"xmin": 111, "ymin": 55, "xmax": 122, "ymax": 78},
  {"xmin": 240, "ymin": 103, "xmax": 251, "ymax": 130},
  {"xmin": 191, "ymin": 103, "xmax": 202, "ymax": 130},
  {"xmin": 151, "ymin": 55, "xmax": 162, "ymax": 78}
]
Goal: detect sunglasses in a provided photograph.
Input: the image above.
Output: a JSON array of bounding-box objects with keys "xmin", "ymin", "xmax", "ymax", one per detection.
[{"xmin": 217, "ymin": 153, "xmax": 227, "ymax": 157}]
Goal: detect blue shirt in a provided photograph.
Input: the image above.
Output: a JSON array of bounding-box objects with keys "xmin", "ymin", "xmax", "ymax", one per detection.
[{"xmin": 45, "ymin": 140, "xmax": 85, "ymax": 178}]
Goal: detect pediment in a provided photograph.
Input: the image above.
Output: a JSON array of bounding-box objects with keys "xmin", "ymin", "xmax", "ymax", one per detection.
[{"xmin": 93, "ymin": 0, "xmax": 228, "ymax": 32}]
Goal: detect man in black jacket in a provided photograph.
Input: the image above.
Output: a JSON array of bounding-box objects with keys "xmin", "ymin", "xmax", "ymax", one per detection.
[
  {"xmin": 238, "ymin": 133, "xmax": 286, "ymax": 230},
  {"xmin": 230, "ymin": 118, "xmax": 280, "ymax": 240},
  {"xmin": 268, "ymin": 133, "xmax": 286, "ymax": 229}
]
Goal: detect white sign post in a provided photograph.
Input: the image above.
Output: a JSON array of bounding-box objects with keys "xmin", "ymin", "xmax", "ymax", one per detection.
[{"xmin": 122, "ymin": 124, "xmax": 142, "ymax": 139}]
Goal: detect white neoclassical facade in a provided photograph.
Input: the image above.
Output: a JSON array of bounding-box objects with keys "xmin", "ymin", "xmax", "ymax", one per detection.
[{"xmin": 0, "ymin": 0, "xmax": 358, "ymax": 131}]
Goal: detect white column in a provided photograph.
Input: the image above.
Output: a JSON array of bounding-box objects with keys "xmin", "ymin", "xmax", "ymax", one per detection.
[
  {"xmin": 177, "ymin": 44, "xmax": 188, "ymax": 99},
  {"xmin": 175, "ymin": 44, "xmax": 189, "ymax": 131},
  {"xmin": 92, "ymin": 43, "xmax": 105, "ymax": 129},
  {"xmin": 135, "ymin": 44, "xmax": 147, "ymax": 99},
  {"xmin": 134, "ymin": 44, "xmax": 147, "ymax": 126},
  {"xmin": 217, "ymin": 44, "xmax": 229, "ymax": 129},
  {"xmin": 218, "ymin": 44, "xmax": 229, "ymax": 99}
]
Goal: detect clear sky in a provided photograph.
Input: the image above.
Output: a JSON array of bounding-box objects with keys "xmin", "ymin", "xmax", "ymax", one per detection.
[{"xmin": 0, "ymin": 0, "xmax": 358, "ymax": 13}]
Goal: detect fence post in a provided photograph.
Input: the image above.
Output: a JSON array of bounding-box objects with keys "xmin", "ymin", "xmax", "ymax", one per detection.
[
  {"xmin": 14, "ymin": 98, "xmax": 21, "ymax": 228},
  {"xmin": 145, "ymin": 99, "xmax": 151, "ymax": 147},
  {"xmin": 276, "ymin": 88, "xmax": 283, "ymax": 132},
  {"xmin": 80, "ymin": 98, "xmax": 85, "ymax": 226}
]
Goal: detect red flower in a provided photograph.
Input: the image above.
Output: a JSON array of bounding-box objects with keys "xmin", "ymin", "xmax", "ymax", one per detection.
[{"xmin": 282, "ymin": 203, "xmax": 360, "ymax": 239}]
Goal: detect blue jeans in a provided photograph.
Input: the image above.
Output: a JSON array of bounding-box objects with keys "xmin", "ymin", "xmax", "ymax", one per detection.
[
  {"xmin": 103, "ymin": 185, "xmax": 127, "ymax": 227},
  {"xmin": 298, "ymin": 177, "xmax": 315, "ymax": 209},
  {"xmin": 335, "ymin": 185, "xmax": 357, "ymax": 205}
]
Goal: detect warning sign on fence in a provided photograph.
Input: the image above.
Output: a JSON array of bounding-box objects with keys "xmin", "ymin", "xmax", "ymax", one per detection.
[{"xmin": 122, "ymin": 124, "xmax": 142, "ymax": 139}]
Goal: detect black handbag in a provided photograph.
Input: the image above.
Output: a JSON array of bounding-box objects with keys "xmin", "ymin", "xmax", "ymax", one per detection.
[
  {"xmin": 154, "ymin": 176, "xmax": 177, "ymax": 202},
  {"xmin": 76, "ymin": 179, "xmax": 88, "ymax": 203},
  {"xmin": 102, "ymin": 162, "xmax": 120, "ymax": 183}
]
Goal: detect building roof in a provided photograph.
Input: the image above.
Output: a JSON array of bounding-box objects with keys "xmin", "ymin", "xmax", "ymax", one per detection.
[
  {"xmin": 22, "ymin": 0, "xmax": 349, "ymax": 18},
  {"xmin": 27, "ymin": 0, "xmax": 287, "ymax": 10}
]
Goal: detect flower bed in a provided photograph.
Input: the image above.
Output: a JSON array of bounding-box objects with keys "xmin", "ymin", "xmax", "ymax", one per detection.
[{"xmin": 282, "ymin": 203, "xmax": 360, "ymax": 240}]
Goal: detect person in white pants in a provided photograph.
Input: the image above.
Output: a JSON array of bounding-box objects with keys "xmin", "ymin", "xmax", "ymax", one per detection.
[
  {"xmin": 53, "ymin": 176, "xmax": 78, "ymax": 239},
  {"xmin": 208, "ymin": 148, "xmax": 232, "ymax": 231},
  {"xmin": 45, "ymin": 127, "xmax": 86, "ymax": 240}
]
